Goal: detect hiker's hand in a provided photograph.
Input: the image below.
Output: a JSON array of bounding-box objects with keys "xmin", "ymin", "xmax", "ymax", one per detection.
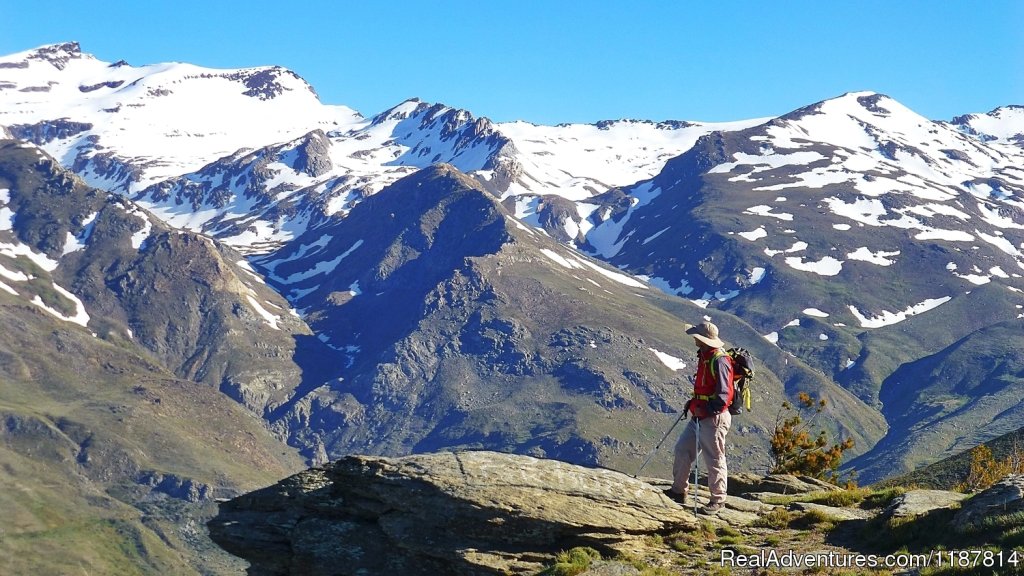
[
  {"xmin": 709, "ymin": 397, "xmax": 726, "ymax": 414},
  {"xmin": 682, "ymin": 399, "xmax": 692, "ymax": 415}
]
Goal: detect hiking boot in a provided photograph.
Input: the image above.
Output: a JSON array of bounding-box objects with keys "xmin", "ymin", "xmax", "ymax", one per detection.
[
  {"xmin": 700, "ymin": 501, "xmax": 725, "ymax": 514},
  {"xmin": 662, "ymin": 489, "xmax": 687, "ymax": 505}
]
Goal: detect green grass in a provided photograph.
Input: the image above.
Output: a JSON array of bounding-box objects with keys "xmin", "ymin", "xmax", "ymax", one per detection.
[
  {"xmin": 0, "ymin": 299, "xmax": 306, "ymax": 575},
  {"xmin": 789, "ymin": 509, "xmax": 838, "ymax": 532},
  {"xmin": 537, "ymin": 547, "xmax": 601, "ymax": 576},
  {"xmin": 753, "ymin": 507, "xmax": 796, "ymax": 529},
  {"xmin": 0, "ymin": 519, "xmax": 184, "ymax": 576},
  {"xmin": 760, "ymin": 485, "xmax": 907, "ymax": 510}
]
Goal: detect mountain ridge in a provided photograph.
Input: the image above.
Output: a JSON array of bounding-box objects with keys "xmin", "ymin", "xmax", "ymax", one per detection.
[{"xmin": 3, "ymin": 42, "xmax": 1023, "ymax": 485}]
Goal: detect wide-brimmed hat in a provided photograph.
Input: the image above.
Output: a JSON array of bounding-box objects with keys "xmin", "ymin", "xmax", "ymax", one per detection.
[{"xmin": 685, "ymin": 321, "xmax": 724, "ymax": 348}]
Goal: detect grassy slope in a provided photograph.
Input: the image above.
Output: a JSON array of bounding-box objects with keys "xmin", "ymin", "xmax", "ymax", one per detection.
[{"xmin": 0, "ymin": 292, "xmax": 305, "ymax": 574}]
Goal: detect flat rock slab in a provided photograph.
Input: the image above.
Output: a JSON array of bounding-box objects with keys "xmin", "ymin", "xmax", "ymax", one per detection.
[
  {"xmin": 790, "ymin": 502, "xmax": 873, "ymax": 521},
  {"xmin": 210, "ymin": 451, "xmax": 697, "ymax": 575},
  {"xmin": 884, "ymin": 489, "xmax": 968, "ymax": 519}
]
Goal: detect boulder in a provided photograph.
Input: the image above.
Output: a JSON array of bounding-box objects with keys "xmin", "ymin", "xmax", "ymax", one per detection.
[
  {"xmin": 953, "ymin": 475, "xmax": 1024, "ymax": 533},
  {"xmin": 208, "ymin": 451, "xmax": 697, "ymax": 575},
  {"xmin": 883, "ymin": 490, "xmax": 968, "ymax": 520}
]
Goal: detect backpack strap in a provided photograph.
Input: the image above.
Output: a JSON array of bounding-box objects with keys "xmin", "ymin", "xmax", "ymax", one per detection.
[{"xmin": 706, "ymin": 349, "xmax": 731, "ymax": 378}]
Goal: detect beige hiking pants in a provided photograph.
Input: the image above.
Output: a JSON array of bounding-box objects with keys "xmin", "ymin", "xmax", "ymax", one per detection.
[{"xmin": 671, "ymin": 411, "xmax": 731, "ymax": 504}]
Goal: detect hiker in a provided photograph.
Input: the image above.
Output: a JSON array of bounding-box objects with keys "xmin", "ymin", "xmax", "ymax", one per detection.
[{"xmin": 664, "ymin": 321, "xmax": 734, "ymax": 514}]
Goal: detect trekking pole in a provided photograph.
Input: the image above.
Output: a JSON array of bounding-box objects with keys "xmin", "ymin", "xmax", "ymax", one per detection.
[
  {"xmin": 693, "ymin": 416, "xmax": 701, "ymax": 517},
  {"xmin": 633, "ymin": 410, "xmax": 687, "ymax": 478}
]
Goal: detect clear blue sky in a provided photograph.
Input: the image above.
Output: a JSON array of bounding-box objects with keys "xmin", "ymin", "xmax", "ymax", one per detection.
[{"xmin": 2, "ymin": 0, "xmax": 1021, "ymax": 125}]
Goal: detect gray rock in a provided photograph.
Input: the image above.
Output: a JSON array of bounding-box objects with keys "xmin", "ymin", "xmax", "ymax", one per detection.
[
  {"xmin": 790, "ymin": 502, "xmax": 872, "ymax": 521},
  {"xmin": 292, "ymin": 130, "xmax": 333, "ymax": 177},
  {"xmin": 884, "ymin": 490, "xmax": 968, "ymax": 519},
  {"xmin": 729, "ymin": 472, "xmax": 841, "ymax": 496},
  {"xmin": 953, "ymin": 475, "xmax": 1024, "ymax": 533},
  {"xmin": 209, "ymin": 451, "xmax": 697, "ymax": 575}
]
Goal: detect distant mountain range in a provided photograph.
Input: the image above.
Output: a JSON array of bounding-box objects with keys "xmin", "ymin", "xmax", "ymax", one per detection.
[{"xmin": 2, "ymin": 41, "xmax": 1024, "ymax": 519}]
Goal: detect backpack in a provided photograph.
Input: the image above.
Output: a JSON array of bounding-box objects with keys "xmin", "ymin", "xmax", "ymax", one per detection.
[{"xmin": 711, "ymin": 347, "xmax": 755, "ymax": 415}]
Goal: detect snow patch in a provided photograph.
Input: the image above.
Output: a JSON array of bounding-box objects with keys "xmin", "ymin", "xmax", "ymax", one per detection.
[
  {"xmin": 978, "ymin": 202, "xmax": 1024, "ymax": 230},
  {"xmin": 61, "ymin": 211, "xmax": 99, "ymax": 255},
  {"xmin": 784, "ymin": 256, "xmax": 843, "ymax": 276},
  {"xmin": 803, "ymin": 308, "xmax": 830, "ymax": 317},
  {"xmin": 574, "ymin": 257, "xmax": 647, "ymax": 289},
  {"xmin": 846, "ymin": 247, "xmax": 900, "ymax": 266},
  {"xmin": 738, "ymin": 227, "xmax": 768, "ymax": 241},
  {"xmin": 540, "ymin": 248, "xmax": 578, "ymax": 269},
  {"xmin": 246, "ymin": 294, "xmax": 280, "ymax": 330},
  {"xmin": 131, "ymin": 216, "xmax": 153, "ymax": 250},
  {"xmin": 32, "ymin": 283, "xmax": 90, "ymax": 327},
  {"xmin": 642, "ymin": 227, "xmax": 671, "ymax": 245},
  {"xmin": 709, "ymin": 151, "xmax": 827, "ymax": 174},
  {"xmin": 914, "ymin": 229, "xmax": 975, "ymax": 242},
  {"xmin": 0, "ymin": 263, "xmax": 29, "ymax": 282},
  {"xmin": 0, "ymin": 206, "xmax": 14, "ymax": 231},
  {"xmin": 649, "ymin": 348, "xmax": 686, "ymax": 371},
  {"xmin": 848, "ymin": 296, "xmax": 952, "ymax": 328},
  {"xmin": 541, "ymin": 249, "xmax": 647, "ymax": 288},
  {"xmin": 279, "ymin": 239, "xmax": 363, "ymax": 283},
  {"xmin": 639, "ymin": 275, "xmax": 694, "ymax": 296},
  {"xmin": 956, "ymin": 273, "xmax": 991, "ymax": 285},
  {"xmin": 745, "ymin": 205, "xmax": 794, "ymax": 221},
  {"xmin": 0, "ymin": 242, "xmax": 59, "ymax": 271}
]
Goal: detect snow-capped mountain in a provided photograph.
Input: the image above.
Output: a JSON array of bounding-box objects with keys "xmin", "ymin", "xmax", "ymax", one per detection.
[
  {"xmin": 0, "ymin": 42, "xmax": 361, "ymax": 191},
  {"xmin": 951, "ymin": 105, "xmax": 1024, "ymax": 146},
  {"xmin": 1, "ymin": 44, "xmax": 766, "ymax": 252},
  {"xmin": 582, "ymin": 92, "xmax": 1024, "ymax": 303}
]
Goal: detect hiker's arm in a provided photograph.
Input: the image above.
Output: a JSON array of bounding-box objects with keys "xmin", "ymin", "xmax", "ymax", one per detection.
[{"xmin": 712, "ymin": 355, "xmax": 733, "ymax": 413}]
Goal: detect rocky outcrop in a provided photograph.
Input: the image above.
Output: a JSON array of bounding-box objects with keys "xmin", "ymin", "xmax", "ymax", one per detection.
[
  {"xmin": 208, "ymin": 451, "xmax": 696, "ymax": 575},
  {"xmin": 8, "ymin": 118, "xmax": 93, "ymax": 145},
  {"xmin": 729, "ymin": 472, "xmax": 841, "ymax": 499},
  {"xmin": 954, "ymin": 475, "xmax": 1024, "ymax": 533},
  {"xmin": 883, "ymin": 489, "xmax": 968, "ymax": 519},
  {"xmin": 292, "ymin": 130, "xmax": 332, "ymax": 177}
]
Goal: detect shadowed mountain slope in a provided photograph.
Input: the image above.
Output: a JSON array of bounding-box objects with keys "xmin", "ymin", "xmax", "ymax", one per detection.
[{"xmin": 255, "ymin": 164, "xmax": 884, "ymax": 473}]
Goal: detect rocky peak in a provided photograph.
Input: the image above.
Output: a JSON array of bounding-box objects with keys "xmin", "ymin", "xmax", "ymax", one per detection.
[
  {"xmin": 856, "ymin": 92, "xmax": 893, "ymax": 115},
  {"xmin": 228, "ymin": 66, "xmax": 316, "ymax": 100},
  {"xmin": 26, "ymin": 42, "xmax": 84, "ymax": 70},
  {"xmin": 371, "ymin": 97, "xmax": 428, "ymax": 124}
]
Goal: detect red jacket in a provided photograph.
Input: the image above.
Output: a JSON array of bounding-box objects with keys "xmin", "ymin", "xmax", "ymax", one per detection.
[{"xmin": 690, "ymin": 347, "xmax": 734, "ymax": 419}]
